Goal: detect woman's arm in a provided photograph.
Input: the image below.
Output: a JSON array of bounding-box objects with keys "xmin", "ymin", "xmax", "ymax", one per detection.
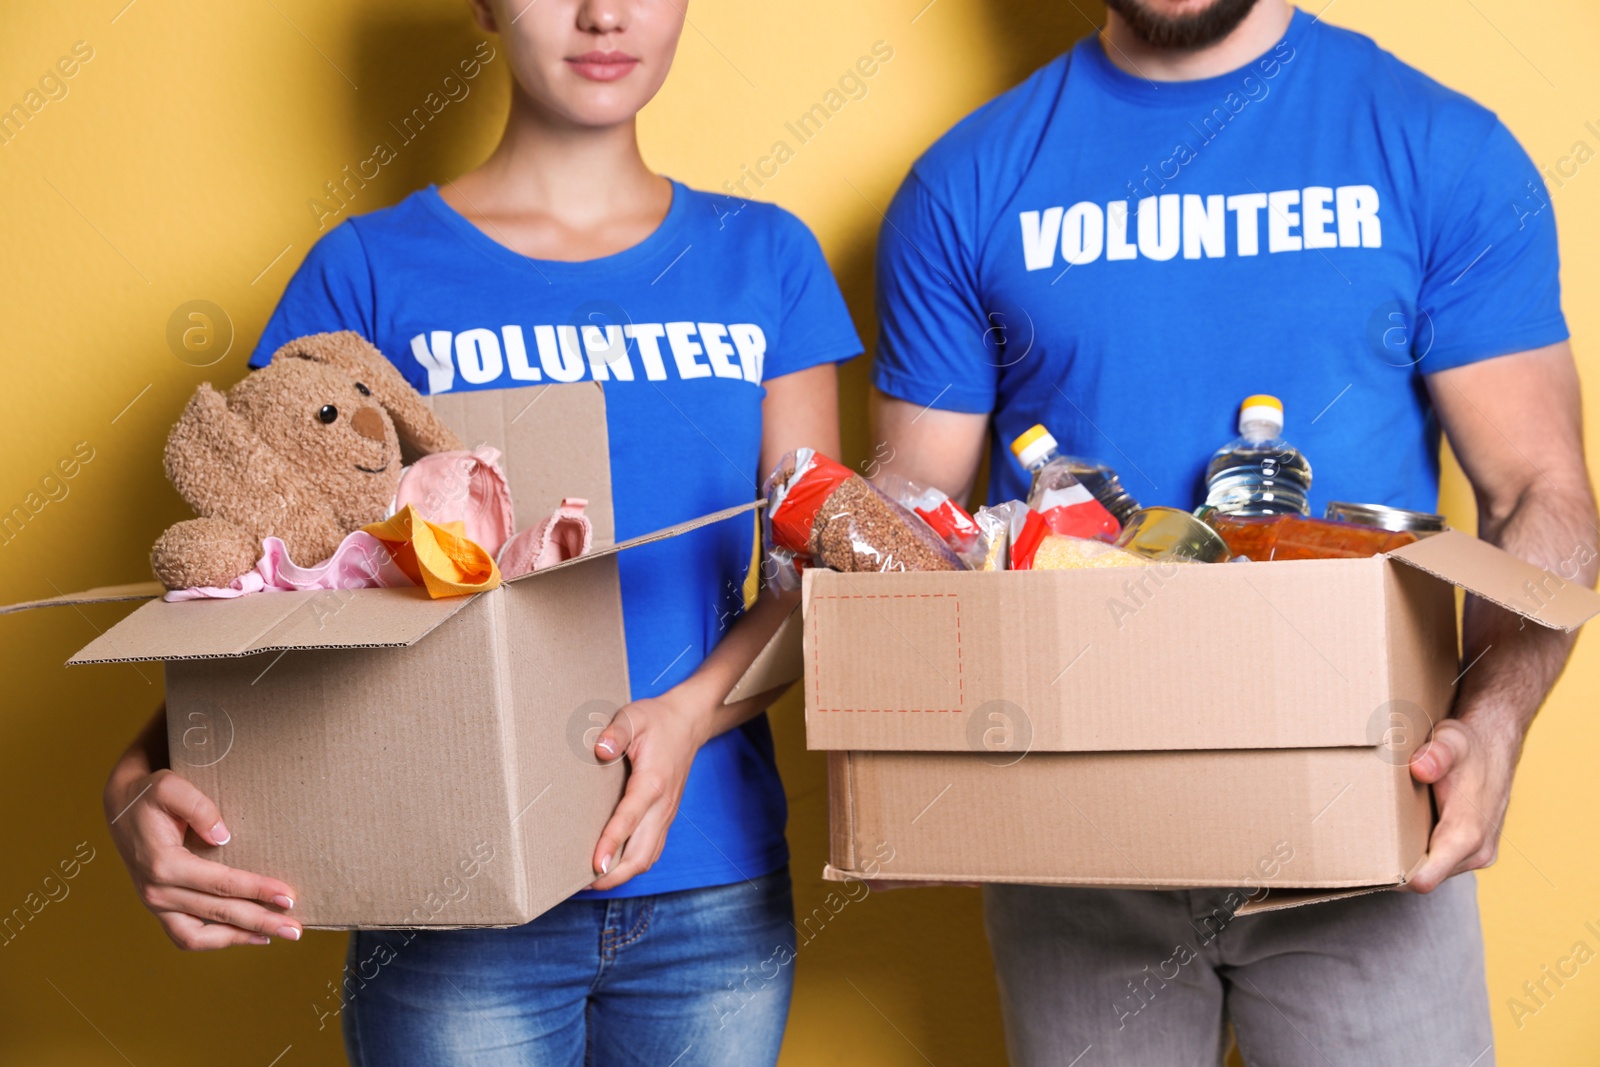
[
  {"xmin": 103, "ymin": 706, "xmax": 302, "ymax": 949},
  {"xmin": 588, "ymin": 363, "xmax": 840, "ymax": 889}
]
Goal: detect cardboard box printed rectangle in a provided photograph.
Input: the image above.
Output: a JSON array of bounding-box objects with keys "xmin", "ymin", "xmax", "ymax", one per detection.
[
  {"xmin": 806, "ymin": 530, "xmax": 1600, "ymax": 911},
  {"xmin": 8, "ymin": 384, "xmax": 795, "ymax": 929}
]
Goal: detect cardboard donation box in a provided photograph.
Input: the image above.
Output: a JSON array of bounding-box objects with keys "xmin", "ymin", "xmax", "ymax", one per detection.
[
  {"xmin": 808, "ymin": 532, "xmax": 1600, "ymax": 910},
  {"xmin": 40, "ymin": 384, "xmax": 778, "ymax": 929}
]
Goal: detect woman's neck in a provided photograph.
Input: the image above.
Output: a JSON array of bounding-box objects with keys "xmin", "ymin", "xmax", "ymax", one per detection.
[{"xmin": 440, "ymin": 89, "xmax": 673, "ymax": 262}]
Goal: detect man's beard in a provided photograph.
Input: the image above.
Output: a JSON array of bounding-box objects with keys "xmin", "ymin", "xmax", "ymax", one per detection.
[{"xmin": 1102, "ymin": 0, "xmax": 1263, "ymax": 49}]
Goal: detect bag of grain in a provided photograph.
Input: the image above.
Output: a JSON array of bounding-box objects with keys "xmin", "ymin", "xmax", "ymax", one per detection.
[
  {"xmin": 874, "ymin": 472, "xmax": 986, "ymax": 569},
  {"xmin": 763, "ymin": 449, "xmax": 966, "ymax": 586}
]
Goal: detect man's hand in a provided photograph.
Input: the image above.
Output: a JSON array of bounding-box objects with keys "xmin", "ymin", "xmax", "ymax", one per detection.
[
  {"xmin": 588, "ymin": 691, "xmax": 709, "ymax": 891},
  {"xmin": 1406, "ymin": 719, "xmax": 1519, "ymax": 893}
]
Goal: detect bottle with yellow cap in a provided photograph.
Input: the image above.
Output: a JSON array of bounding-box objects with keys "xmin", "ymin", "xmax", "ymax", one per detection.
[
  {"xmin": 1009, "ymin": 424, "xmax": 1139, "ymax": 528},
  {"xmin": 1202, "ymin": 394, "xmax": 1312, "ymax": 517}
]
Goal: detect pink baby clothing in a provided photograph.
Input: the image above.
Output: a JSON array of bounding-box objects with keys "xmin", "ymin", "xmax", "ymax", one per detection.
[
  {"xmin": 499, "ymin": 498, "xmax": 594, "ymax": 578},
  {"xmin": 163, "ymin": 532, "xmax": 412, "ymax": 602},
  {"xmin": 391, "ymin": 446, "xmax": 515, "ymax": 558}
]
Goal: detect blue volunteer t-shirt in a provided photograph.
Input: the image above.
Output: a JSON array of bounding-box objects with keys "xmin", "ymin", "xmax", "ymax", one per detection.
[
  {"xmin": 251, "ymin": 181, "xmax": 861, "ymax": 898},
  {"xmin": 873, "ymin": 9, "xmax": 1566, "ymax": 512}
]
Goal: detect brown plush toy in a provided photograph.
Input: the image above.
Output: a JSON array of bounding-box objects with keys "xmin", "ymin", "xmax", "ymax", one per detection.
[{"xmin": 150, "ymin": 331, "xmax": 464, "ymax": 590}]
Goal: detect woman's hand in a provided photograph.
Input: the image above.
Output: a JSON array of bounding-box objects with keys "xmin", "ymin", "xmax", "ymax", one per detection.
[
  {"xmin": 581, "ymin": 360, "xmax": 838, "ymax": 890},
  {"xmin": 104, "ymin": 730, "xmax": 302, "ymax": 950},
  {"xmin": 587, "ymin": 690, "xmax": 710, "ymax": 891}
]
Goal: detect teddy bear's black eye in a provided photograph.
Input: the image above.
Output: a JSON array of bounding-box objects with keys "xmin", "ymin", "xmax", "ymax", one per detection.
[
  {"xmin": 318, "ymin": 405, "xmax": 338, "ymax": 424},
  {"xmin": 354, "ymin": 382, "xmax": 371, "ymax": 397}
]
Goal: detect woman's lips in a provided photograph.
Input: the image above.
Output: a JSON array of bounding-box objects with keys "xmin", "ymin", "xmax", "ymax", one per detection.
[{"xmin": 565, "ymin": 51, "xmax": 639, "ymax": 82}]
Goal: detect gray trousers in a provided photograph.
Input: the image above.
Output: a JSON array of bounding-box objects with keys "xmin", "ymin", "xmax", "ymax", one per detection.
[{"xmin": 983, "ymin": 874, "xmax": 1493, "ymax": 1066}]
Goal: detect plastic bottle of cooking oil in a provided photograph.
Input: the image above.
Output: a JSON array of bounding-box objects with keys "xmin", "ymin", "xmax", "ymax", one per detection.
[
  {"xmin": 1202, "ymin": 395, "xmax": 1312, "ymax": 517},
  {"xmin": 1010, "ymin": 425, "xmax": 1140, "ymax": 527}
]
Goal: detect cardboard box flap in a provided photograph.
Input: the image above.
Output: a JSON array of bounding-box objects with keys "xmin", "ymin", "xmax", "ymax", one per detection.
[
  {"xmin": 1233, "ymin": 883, "xmax": 1398, "ymax": 915},
  {"xmin": 67, "ymin": 584, "xmax": 475, "ymax": 665},
  {"xmin": 1234, "ymin": 850, "xmax": 1424, "ymax": 914},
  {"xmin": 426, "ymin": 382, "xmax": 615, "ymax": 545},
  {"xmin": 0, "ymin": 581, "xmax": 163, "ymax": 616},
  {"xmin": 504, "ymin": 499, "xmax": 762, "ymax": 583},
  {"xmin": 819, "ymin": 869, "xmax": 1402, "ymax": 913},
  {"xmin": 1387, "ymin": 529, "xmax": 1600, "ymax": 631}
]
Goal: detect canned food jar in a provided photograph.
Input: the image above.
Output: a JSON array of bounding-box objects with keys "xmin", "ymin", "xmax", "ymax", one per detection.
[
  {"xmin": 1114, "ymin": 506, "xmax": 1229, "ymax": 563},
  {"xmin": 1323, "ymin": 501, "xmax": 1446, "ymax": 534}
]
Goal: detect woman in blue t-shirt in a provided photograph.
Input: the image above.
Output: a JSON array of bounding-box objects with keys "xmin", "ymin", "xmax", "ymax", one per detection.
[{"xmin": 101, "ymin": 2, "xmax": 860, "ymax": 1063}]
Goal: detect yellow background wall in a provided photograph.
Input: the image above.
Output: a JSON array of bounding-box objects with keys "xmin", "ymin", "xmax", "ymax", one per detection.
[{"xmin": 1, "ymin": 1, "xmax": 1596, "ymax": 1063}]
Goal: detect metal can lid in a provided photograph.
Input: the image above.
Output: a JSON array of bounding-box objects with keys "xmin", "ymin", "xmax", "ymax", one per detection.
[
  {"xmin": 1115, "ymin": 506, "xmax": 1230, "ymax": 563},
  {"xmin": 1323, "ymin": 501, "xmax": 1446, "ymax": 533}
]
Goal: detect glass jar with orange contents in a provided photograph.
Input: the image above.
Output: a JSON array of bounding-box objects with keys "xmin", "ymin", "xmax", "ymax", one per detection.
[{"xmin": 1199, "ymin": 509, "xmax": 1419, "ymax": 561}]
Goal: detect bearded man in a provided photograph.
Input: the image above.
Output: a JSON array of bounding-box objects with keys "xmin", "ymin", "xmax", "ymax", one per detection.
[{"xmin": 870, "ymin": 1, "xmax": 1593, "ymax": 1063}]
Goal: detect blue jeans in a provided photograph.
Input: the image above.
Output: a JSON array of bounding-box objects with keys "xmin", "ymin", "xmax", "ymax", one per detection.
[{"xmin": 342, "ymin": 868, "xmax": 795, "ymax": 1066}]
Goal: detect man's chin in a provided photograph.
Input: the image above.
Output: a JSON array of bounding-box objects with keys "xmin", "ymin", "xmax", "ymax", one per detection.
[{"xmin": 1102, "ymin": 0, "xmax": 1263, "ymax": 50}]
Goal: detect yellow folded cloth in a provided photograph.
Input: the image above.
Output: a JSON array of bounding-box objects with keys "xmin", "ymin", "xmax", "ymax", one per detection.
[{"xmin": 361, "ymin": 504, "xmax": 501, "ymax": 598}]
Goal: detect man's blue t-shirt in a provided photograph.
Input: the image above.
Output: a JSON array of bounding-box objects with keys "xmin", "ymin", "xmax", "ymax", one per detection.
[
  {"xmin": 251, "ymin": 182, "xmax": 861, "ymax": 897},
  {"xmin": 873, "ymin": 9, "xmax": 1566, "ymax": 513}
]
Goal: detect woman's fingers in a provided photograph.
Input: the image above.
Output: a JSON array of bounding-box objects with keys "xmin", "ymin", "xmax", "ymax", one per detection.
[
  {"xmin": 153, "ymin": 885, "xmax": 301, "ymax": 941},
  {"xmin": 149, "ymin": 769, "xmax": 230, "ymax": 846},
  {"xmin": 590, "ymin": 803, "xmax": 672, "ymax": 891},
  {"xmin": 588, "ymin": 696, "xmax": 698, "ymax": 889},
  {"xmin": 144, "ymin": 846, "xmax": 297, "ymax": 910},
  {"xmin": 159, "ymin": 911, "xmax": 273, "ymax": 952},
  {"xmin": 139, "ymin": 772, "xmax": 298, "ymax": 906},
  {"xmin": 201, "ymin": 862, "xmax": 297, "ymax": 910},
  {"xmin": 108, "ymin": 766, "xmax": 300, "ymax": 952},
  {"xmin": 591, "ymin": 772, "xmax": 662, "ymax": 878},
  {"xmin": 594, "ymin": 706, "xmax": 637, "ymax": 762}
]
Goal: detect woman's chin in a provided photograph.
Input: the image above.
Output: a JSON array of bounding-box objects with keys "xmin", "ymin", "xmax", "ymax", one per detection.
[
  {"xmin": 540, "ymin": 79, "xmax": 661, "ymax": 128},
  {"xmin": 558, "ymin": 105, "xmax": 651, "ymax": 131}
]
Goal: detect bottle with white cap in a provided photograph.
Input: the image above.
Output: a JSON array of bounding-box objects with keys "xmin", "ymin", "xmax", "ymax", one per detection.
[
  {"xmin": 1202, "ymin": 394, "xmax": 1312, "ymax": 517},
  {"xmin": 1009, "ymin": 425, "xmax": 1131, "ymax": 536}
]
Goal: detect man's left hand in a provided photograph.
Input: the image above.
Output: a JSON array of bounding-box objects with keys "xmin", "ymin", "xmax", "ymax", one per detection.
[{"xmin": 1405, "ymin": 717, "xmax": 1519, "ymax": 893}]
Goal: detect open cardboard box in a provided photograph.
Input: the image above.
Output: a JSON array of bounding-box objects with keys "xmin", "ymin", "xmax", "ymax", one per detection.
[
  {"xmin": 807, "ymin": 530, "xmax": 1600, "ymax": 913},
  {"xmin": 7, "ymin": 384, "xmax": 798, "ymax": 929}
]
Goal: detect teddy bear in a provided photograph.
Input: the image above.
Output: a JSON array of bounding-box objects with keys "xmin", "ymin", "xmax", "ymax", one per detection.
[{"xmin": 150, "ymin": 331, "xmax": 464, "ymax": 591}]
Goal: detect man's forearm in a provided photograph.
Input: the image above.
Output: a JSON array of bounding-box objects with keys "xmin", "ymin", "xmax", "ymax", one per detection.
[{"xmin": 1453, "ymin": 480, "xmax": 1598, "ymax": 749}]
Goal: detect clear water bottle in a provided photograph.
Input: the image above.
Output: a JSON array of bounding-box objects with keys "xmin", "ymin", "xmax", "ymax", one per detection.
[
  {"xmin": 1203, "ymin": 395, "xmax": 1312, "ymax": 517},
  {"xmin": 1009, "ymin": 425, "xmax": 1141, "ymax": 527}
]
